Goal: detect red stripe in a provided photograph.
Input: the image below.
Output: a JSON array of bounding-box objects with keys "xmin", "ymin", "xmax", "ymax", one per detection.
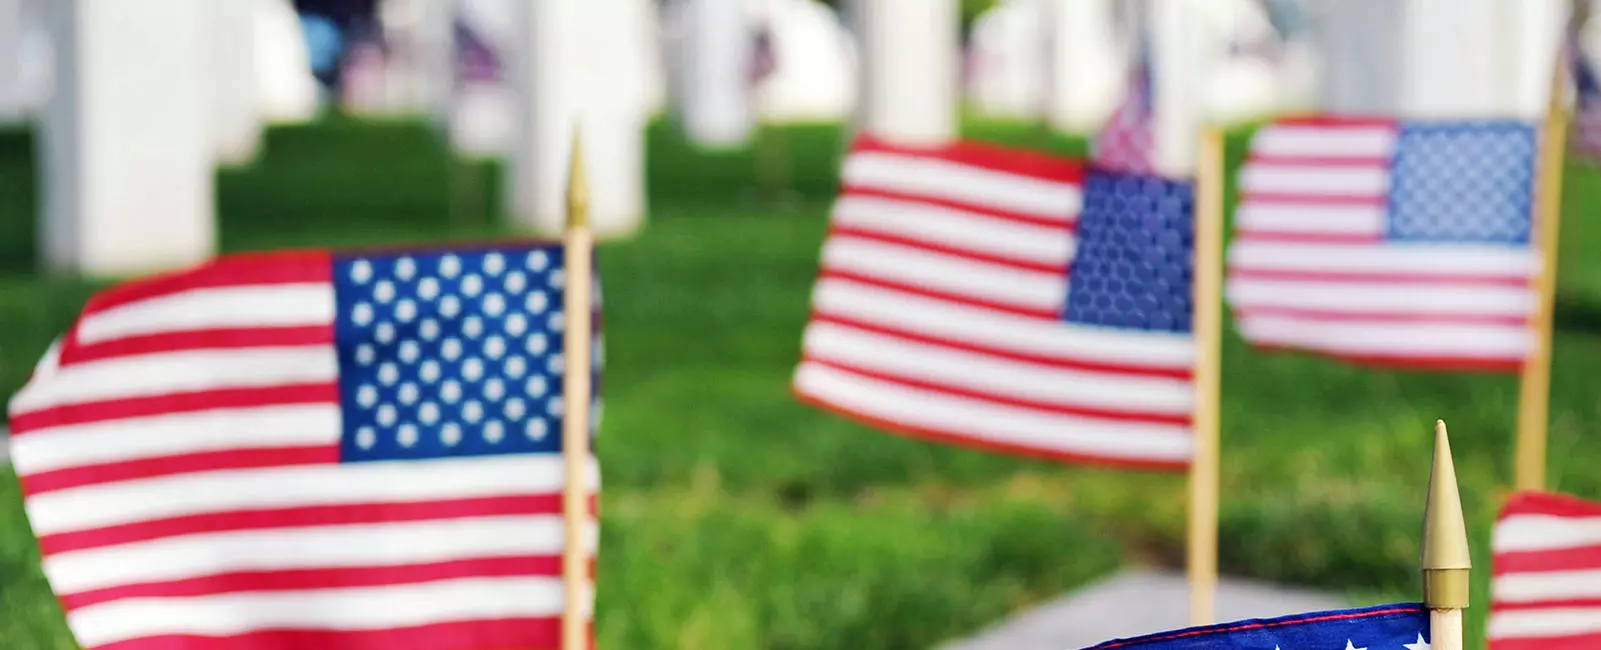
[
  {"xmin": 829, "ymin": 226, "xmax": 1068, "ymax": 275},
  {"xmin": 848, "ymin": 133, "xmax": 1085, "ymax": 183},
  {"xmin": 1492, "ymin": 598, "xmax": 1601, "ymax": 612},
  {"xmin": 810, "ymin": 311, "xmax": 1191, "ymax": 380},
  {"xmin": 1244, "ymin": 154, "xmax": 1392, "ymax": 167},
  {"xmin": 1494, "ymin": 545, "xmax": 1601, "ymax": 574},
  {"xmin": 841, "ymin": 186, "xmax": 1079, "ymax": 230},
  {"xmin": 1247, "ymin": 343, "xmax": 1524, "ymax": 373},
  {"xmin": 21, "ymin": 446, "xmax": 338, "ymax": 496},
  {"xmin": 817, "ymin": 269, "xmax": 1059, "ymax": 320},
  {"xmin": 1500, "ymin": 491, "xmax": 1601, "ymax": 519},
  {"xmin": 38, "ymin": 494, "xmax": 598, "ymax": 555},
  {"xmin": 1236, "ymin": 306, "xmax": 1531, "ymax": 326},
  {"xmin": 1489, "ymin": 635, "xmax": 1601, "ymax": 650},
  {"xmin": 8, "ymin": 383, "xmax": 339, "ymax": 433},
  {"xmin": 78, "ymin": 250, "xmax": 332, "ymax": 319},
  {"xmin": 804, "ymin": 355, "xmax": 1191, "ymax": 427},
  {"xmin": 60, "ymin": 556, "xmax": 572, "ymax": 611},
  {"xmin": 95, "ymin": 617, "xmax": 568, "ymax": 650},
  {"xmin": 1238, "ymin": 192, "xmax": 1387, "ymax": 206},
  {"xmin": 63, "ymin": 326, "xmax": 335, "ymax": 366},
  {"xmin": 792, "ymin": 385, "xmax": 1189, "ymax": 472},
  {"xmin": 1228, "ymin": 268, "xmax": 1532, "ymax": 287},
  {"xmin": 1231, "ymin": 231, "xmax": 1385, "ymax": 245}
]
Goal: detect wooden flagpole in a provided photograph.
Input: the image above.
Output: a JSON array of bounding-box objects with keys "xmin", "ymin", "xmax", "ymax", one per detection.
[
  {"xmin": 1514, "ymin": 26, "xmax": 1574, "ymax": 492},
  {"xmin": 1422, "ymin": 420, "xmax": 1470, "ymax": 650},
  {"xmin": 561, "ymin": 128, "xmax": 595, "ymax": 650},
  {"xmin": 1186, "ymin": 126, "xmax": 1225, "ymax": 626}
]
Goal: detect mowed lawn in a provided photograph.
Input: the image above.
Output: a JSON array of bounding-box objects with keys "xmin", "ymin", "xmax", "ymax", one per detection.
[{"xmin": 1, "ymin": 117, "xmax": 1600, "ymax": 649}]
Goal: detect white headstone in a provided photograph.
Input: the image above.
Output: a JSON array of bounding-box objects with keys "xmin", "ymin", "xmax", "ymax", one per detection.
[
  {"xmin": 679, "ymin": 0, "xmax": 754, "ymax": 147},
  {"xmin": 1044, "ymin": 0, "xmax": 1124, "ymax": 133},
  {"xmin": 0, "ymin": 0, "xmax": 53, "ymax": 124},
  {"xmin": 210, "ymin": 0, "xmax": 263, "ymax": 165},
  {"xmin": 507, "ymin": 0, "xmax": 649, "ymax": 238},
  {"xmin": 749, "ymin": 0, "xmax": 855, "ymax": 123},
  {"xmin": 253, "ymin": 0, "xmax": 319, "ymax": 125},
  {"xmin": 1148, "ymin": 0, "xmax": 1209, "ymax": 176},
  {"xmin": 965, "ymin": 0, "xmax": 1050, "ymax": 121},
  {"xmin": 40, "ymin": 0, "xmax": 215, "ymax": 277},
  {"xmin": 853, "ymin": 0, "xmax": 958, "ymax": 146}
]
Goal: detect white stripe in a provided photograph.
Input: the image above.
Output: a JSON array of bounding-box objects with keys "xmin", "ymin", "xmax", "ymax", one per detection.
[
  {"xmin": 1236, "ymin": 316, "xmax": 1531, "ymax": 359},
  {"xmin": 68, "ymin": 577, "xmax": 588, "ymax": 648},
  {"xmin": 832, "ymin": 195, "xmax": 1075, "ymax": 267},
  {"xmin": 8, "ymin": 346, "xmax": 338, "ymax": 416},
  {"xmin": 1237, "ymin": 164, "xmax": 1389, "ymax": 197},
  {"xmin": 1248, "ymin": 124, "xmax": 1397, "ymax": 158},
  {"xmin": 1493, "ymin": 568, "xmax": 1601, "ymax": 604},
  {"xmin": 821, "ymin": 238, "xmax": 1066, "ymax": 313},
  {"xmin": 77, "ymin": 284, "xmax": 335, "ymax": 345},
  {"xmin": 1228, "ymin": 241, "xmax": 1541, "ymax": 277},
  {"xmin": 24, "ymin": 454, "xmax": 601, "ymax": 536},
  {"xmin": 794, "ymin": 362, "xmax": 1192, "ymax": 463},
  {"xmin": 1495, "ymin": 514, "xmax": 1601, "ymax": 552},
  {"xmin": 9, "ymin": 404, "xmax": 341, "ymax": 476},
  {"xmin": 1488, "ymin": 607, "xmax": 1601, "ymax": 640},
  {"xmin": 1233, "ymin": 203, "xmax": 1386, "ymax": 236},
  {"xmin": 811, "ymin": 279, "xmax": 1193, "ymax": 370},
  {"xmin": 842, "ymin": 151, "xmax": 1081, "ymax": 221},
  {"xmin": 46, "ymin": 515, "xmax": 599, "ymax": 595},
  {"xmin": 1228, "ymin": 278, "xmax": 1535, "ymax": 316},
  {"xmin": 802, "ymin": 322, "xmax": 1192, "ymax": 415}
]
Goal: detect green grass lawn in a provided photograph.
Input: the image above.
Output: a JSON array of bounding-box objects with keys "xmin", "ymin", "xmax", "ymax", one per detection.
[{"xmin": 1, "ymin": 116, "xmax": 1599, "ymax": 649}]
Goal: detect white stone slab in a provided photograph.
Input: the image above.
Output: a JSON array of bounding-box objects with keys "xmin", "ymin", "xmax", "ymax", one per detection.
[{"xmin": 939, "ymin": 568, "xmax": 1348, "ymax": 650}]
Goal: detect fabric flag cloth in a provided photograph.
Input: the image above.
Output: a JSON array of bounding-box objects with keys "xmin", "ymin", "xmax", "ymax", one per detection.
[
  {"xmin": 793, "ymin": 135, "xmax": 1196, "ymax": 469},
  {"xmin": 6, "ymin": 243, "xmax": 602, "ymax": 650},
  {"xmin": 1081, "ymin": 602, "xmax": 1430, "ymax": 650},
  {"xmin": 1091, "ymin": 37, "xmax": 1158, "ymax": 175},
  {"xmin": 1489, "ymin": 491, "xmax": 1601, "ymax": 649},
  {"xmin": 1228, "ymin": 117, "xmax": 1543, "ymax": 371}
]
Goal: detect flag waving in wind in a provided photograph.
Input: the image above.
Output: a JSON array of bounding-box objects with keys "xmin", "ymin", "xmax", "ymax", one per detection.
[
  {"xmin": 793, "ymin": 135, "xmax": 1196, "ymax": 469},
  {"xmin": 1083, "ymin": 603, "xmax": 1430, "ymax": 650},
  {"xmin": 7, "ymin": 244, "xmax": 601, "ymax": 650}
]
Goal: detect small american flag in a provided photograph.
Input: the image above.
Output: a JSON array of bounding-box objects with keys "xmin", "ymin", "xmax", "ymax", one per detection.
[
  {"xmin": 1228, "ymin": 117, "xmax": 1543, "ymax": 371},
  {"xmin": 1091, "ymin": 39, "xmax": 1157, "ymax": 175},
  {"xmin": 1084, "ymin": 602, "xmax": 1429, "ymax": 650},
  {"xmin": 1490, "ymin": 491, "xmax": 1601, "ymax": 649},
  {"xmin": 7, "ymin": 244, "xmax": 601, "ymax": 650},
  {"xmin": 793, "ymin": 136, "xmax": 1195, "ymax": 469},
  {"xmin": 1568, "ymin": 35, "xmax": 1601, "ymax": 162}
]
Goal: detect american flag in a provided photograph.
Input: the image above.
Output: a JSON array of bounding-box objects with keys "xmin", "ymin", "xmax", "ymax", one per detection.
[
  {"xmin": 1490, "ymin": 491, "xmax": 1601, "ymax": 649},
  {"xmin": 1227, "ymin": 117, "xmax": 1543, "ymax": 371},
  {"xmin": 1568, "ymin": 34, "xmax": 1601, "ymax": 162},
  {"xmin": 793, "ymin": 136, "xmax": 1195, "ymax": 469},
  {"xmin": 1092, "ymin": 40, "xmax": 1158, "ymax": 175},
  {"xmin": 1084, "ymin": 602, "xmax": 1429, "ymax": 650},
  {"xmin": 6, "ymin": 244, "xmax": 601, "ymax": 650}
]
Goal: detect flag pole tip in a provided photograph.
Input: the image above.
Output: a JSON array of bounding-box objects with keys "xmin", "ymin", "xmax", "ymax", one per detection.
[
  {"xmin": 1422, "ymin": 419, "xmax": 1471, "ymax": 610},
  {"xmin": 566, "ymin": 125, "xmax": 589, "ymax": 231}
]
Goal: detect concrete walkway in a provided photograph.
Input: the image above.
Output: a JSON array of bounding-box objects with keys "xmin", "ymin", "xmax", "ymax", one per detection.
[{"xmin": 940, "ymin": 568, "xmax": 1348, "ymax": 650}]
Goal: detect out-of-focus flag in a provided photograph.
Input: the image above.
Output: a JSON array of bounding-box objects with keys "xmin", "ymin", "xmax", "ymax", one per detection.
[
  {"xmin": 793, "ymin": 135, "xmax": 1196, "ymax": 469},
  {"xmin": 749, "ymin": 22, "xmax": 777, "ymax": 89},
  {"xmin": 1490, "ymin": 491, "xmax": 1601, "ymax": 649},
  {"xmin": 1567, "ymin": 33, "xmax": 1601, "ymax": 162},
  {"xmin": 6, "ymin": 244, "xmax": 601, "ymax": 650},
  {"xmin": 1081, "ymin": 603, "xmax": 1430, "ymax": 649},
  {"xmin": 1092, "ymin": 39, "xmax": 1158, "ymax": 175},
  {"xmin": 1228, "ymin": 117, "xmax": 1543, "ymax": 371}
]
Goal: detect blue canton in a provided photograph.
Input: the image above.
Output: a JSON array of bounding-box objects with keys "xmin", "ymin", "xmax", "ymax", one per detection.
[
  {"xmin": 1081, "ymin": 603, "xmax": 1430, "ymax": 650},
  {"xmin": 332, "ymin": 245, "xmax": 603, "ymax": 463},
  {"xmin": 1064, "ymin": 169, "xmax": 1195, "ymax": 333},
  {"xmin": 1388, "ymin": 121, "xmax": 1537, "ymax": 244}
]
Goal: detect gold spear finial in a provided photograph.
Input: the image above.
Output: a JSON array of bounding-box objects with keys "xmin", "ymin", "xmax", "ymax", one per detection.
[
  {"xmin": 1422, "ymin": 419, "xmax": 1472, "ymax": 610},
  {"xmin": 566, "ymin": 126, "xmax": 589, "ymax": 231}
]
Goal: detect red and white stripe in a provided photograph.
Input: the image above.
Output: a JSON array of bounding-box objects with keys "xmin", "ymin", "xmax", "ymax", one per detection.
[
  {"xmin": 794, "ymin": 136, "xmax": 1194, "ymax": 469},
  {"xmin": 6, "ymin": 250, "xmax": 596, "ymax": 650},
  {"xmin": 1490, "ymin": 491, "xmax": 1601, "ymax": 650},
  {"xmin": 1228, "ymin": 118, "xmax": 1541, "ymax": 371}
]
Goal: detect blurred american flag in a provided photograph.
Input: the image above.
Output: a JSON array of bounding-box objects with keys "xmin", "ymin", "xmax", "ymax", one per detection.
[{"xmin": 1490, "ymin": 491, "xmax": 1601, "ymax": 649}]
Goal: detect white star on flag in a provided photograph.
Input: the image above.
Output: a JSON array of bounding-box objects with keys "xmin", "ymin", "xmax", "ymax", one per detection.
[{"xmin": 1403, "ymin": 634, "xmax": 1429, "ymax": 650}]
